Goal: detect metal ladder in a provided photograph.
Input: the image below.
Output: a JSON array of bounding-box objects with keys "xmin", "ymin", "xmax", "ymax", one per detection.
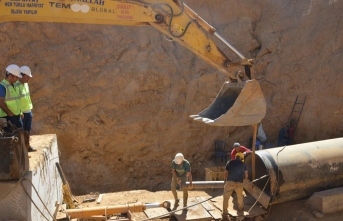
[{"xmin": 288, "ymin": 95, "xmax": 306, "ymax": 142}]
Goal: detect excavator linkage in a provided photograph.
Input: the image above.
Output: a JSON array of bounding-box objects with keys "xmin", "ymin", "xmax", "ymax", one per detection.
[
  {"xmin": 0, "ymin": 0, "xmax": 267, "ymax": 126},
  {"xmin": 190, "ymin": 80, "xmax": 266, "ymax": 126}
]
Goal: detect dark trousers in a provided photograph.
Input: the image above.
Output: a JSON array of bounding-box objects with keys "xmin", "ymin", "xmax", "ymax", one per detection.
[
  {"xmin": 5, "ymin": 115, "xmax": 23, "ymax": 132},
  {"xmin": 22, "ymin": 112, "xmax": 32, "ymax": 133}
]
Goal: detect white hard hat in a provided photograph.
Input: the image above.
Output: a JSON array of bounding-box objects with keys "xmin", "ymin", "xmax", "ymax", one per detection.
[
  {"xmin": 6, "ymin": 64, "xmax": 21, "ymax": 78},
  {"xmin": 20, "ymin": 66, "xmax": 32, "ymax": 77},
  {"xmin": 233, "ymin": 142, "xmax": 241, "ymax": 147},
  {"xmin": 174, "ymin": 153, "xmax": 184, "ymax": 164}
]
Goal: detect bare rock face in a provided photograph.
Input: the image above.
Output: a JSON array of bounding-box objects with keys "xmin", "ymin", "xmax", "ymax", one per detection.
[
  {"xmin": 1, "ymin": 0, "xmax": 343, "ymax": 194},
  {"xmin": 253, "ymin": 0, "xmax": 343, "ymax": 143}
]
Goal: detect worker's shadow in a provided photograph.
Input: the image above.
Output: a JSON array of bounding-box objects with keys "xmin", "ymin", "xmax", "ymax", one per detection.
[
  {"xmin": 171, "ymin": 204, "xmax": 178, "ymax": 211},
  {"xmin": 168, "ymin": 204, "xmax": 178, "ymax": 213},
  {"xmin": 226, "ymin": 192, "xmax": 245, "ymax": 216},
  {"xmin": 231, "ymin": 199, "xmax": 245, "ymax": 221},
  {"xmin": 169, "ymin": 216, "xmax": 178, "ymax": 221},
  {"xmin": 181, "ymin": 208, "xmax": 188, "ymax": 215},
  {"xmin": 168, "ymin": 206, "xmax": 188, "ymax": 220}
]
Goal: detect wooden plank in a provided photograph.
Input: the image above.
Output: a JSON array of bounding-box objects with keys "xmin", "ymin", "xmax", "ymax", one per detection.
[
  {"xmin": 53, "ymin": 201, "xmax": 60, "ymax": 220},
  {"xmin": 196, "ymin": 197, "xmax": 222, "ymax": 220},
  {"xmin": 211, "ymin": 194, "xmax": 267, "ymax": 218},
  {"xmin": 56, "ymin": 204, "xmax": 67, "ymax": 220},
  {"xmin": 86, "ymin": 216, "xmax": 107, "ymax": 220},
  {"xmin": 243, "ymin": 179, "xmax": 270, "ymax": 209},
  {"xmin": 109, "ymin": 219, "xmax": 129, "ymax": 221},
  {"xmin": 97, "ymin": 194, "xmax": 104, "ymax": 204},
  {"xmin": 144, "ymin": 207, "xmax": 170, "ymax": 219},
  {"xmin": 170, "ymin": 198, "xmax": 212, "ymax": 221},
  {"xmin": 195, "ymin": 197, "xmax": 214, "ymax": 210}
]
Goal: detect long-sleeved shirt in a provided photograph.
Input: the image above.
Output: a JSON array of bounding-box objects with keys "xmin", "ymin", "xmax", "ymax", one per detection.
[{"xmin": 230, "ymin": 145, "xmax": 251, "ymax": 160}]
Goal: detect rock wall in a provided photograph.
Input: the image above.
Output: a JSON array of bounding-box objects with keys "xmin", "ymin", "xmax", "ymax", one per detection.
[
  {"xmin": 253, "ymin": 0, "xmax": 343, "ymax": 142},
  {"xmin": 0, "ymin": 0, "xmax": 342, "ymax": 194}
]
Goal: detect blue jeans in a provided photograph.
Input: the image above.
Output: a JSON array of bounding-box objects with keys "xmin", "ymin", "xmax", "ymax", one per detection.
[
  {"xmin": 5, "ymin": 115, "xmax": 23, "ymax": 132},
  {"xmin": 22, "ymin": 112, "xmax": 33, "ymax": 133}
]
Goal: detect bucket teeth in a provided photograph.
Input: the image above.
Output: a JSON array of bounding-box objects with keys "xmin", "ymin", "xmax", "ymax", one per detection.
[
  {"xmin": 202, "ymin": 118, "xmax": 213, "ymax": 122},
  {"xmin": 189, "ymin": 115, "xmax": 199, "ymax": 118},
  {"xmin": 204, "ymin": 119, "xmax": 214, "ymax": 124},
  {"xmin": 190, "ymin": 80, "xmax": 266, "ymax": 126}
]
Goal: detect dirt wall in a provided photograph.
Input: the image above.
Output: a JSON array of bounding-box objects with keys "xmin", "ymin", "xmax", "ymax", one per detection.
[{"xmin": 0, "ymin": 0, "xmax": 342, "ymax": 194}]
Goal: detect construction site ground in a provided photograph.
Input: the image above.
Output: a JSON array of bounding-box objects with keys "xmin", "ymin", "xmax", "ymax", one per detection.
[
  {"xmin": 57, "ymin": 189, "xmax": 343, "ymax": 221},
  {"xmin": 25, "ymin": 136, "xmax": 343, "ymax": 221}
]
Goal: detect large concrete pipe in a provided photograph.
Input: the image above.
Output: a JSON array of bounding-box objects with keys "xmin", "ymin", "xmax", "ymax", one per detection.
[{"xmin": 245, "ymin": 138, "xmax": 343, "ymax": 204}]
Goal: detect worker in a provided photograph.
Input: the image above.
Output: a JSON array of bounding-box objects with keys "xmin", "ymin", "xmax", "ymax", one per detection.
[
  {"xmin": 222, "ymin": 152, "xmax": 248, "ymax": 218},
  {"xmin": 171, "ymin": 153, "xmax": 193, "ymax": 208},
  {"xmin": 15, "ymin": 66, "xmax": 36, "ymax": 152},
  {"xmin": 230, "ymin": 142, "xmax": 251, "ymax": 160},
  {"xmin": 288, "ymin": 120, "xmax": 296, "ymax": 141},
  {"xmin": 0, "ymin": 64, "xmax": 23, "ymax": 132}
]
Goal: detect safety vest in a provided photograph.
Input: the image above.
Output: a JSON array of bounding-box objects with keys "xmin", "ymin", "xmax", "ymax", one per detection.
[
  {"xmin": 0, "ymin": 79, "xmax": 21, "ymax": 117},
  {"xmin": 14, "ymin": 81, "xmax": 33, "ymax": 112}
]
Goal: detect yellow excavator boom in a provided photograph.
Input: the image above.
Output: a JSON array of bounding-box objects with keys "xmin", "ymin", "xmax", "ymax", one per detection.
[{"xmin": 0, "ymin": 0, "xmax": 266, "ymax": 126}]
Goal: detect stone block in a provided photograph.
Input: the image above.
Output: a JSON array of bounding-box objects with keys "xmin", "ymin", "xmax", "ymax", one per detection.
[
  {"xmin": 0, "ymin": 134, "xmax": 63, "ymax": 221},
  {"xmin": 305, "ymin": 187, "xmax": 343, "ymax": 214}
]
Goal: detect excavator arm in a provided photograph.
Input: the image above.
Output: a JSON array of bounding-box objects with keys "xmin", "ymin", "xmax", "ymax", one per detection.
[{"xmin": 0, "ymin": 0, "xmax": 266, "ymax": 126}]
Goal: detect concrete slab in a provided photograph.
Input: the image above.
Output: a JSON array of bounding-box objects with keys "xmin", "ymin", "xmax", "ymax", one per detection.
[
  {"xmin": 305, "ymin": 187, "xmax": 343, "ymax": 214},
  {"xmin": 144, "ymin": 194, "xmax": 267, "ymax": 220},
  {"xmin": 0, "ymin": 134, "xmax": 63, "ymax": 221},
  {"xmin": 144, "ymin": 207, "xmax": 169, "ymax": 219},
  {"xmin": 170, "ymin": 198, "xmax": 212, "ymax": 221},
  {"xmin": 196, "ymin": 196, "xmax": 222, "ymax": 220},
  {"xmin": 211, "ymin": 194, "xmax": 267, "ymax": 218}
]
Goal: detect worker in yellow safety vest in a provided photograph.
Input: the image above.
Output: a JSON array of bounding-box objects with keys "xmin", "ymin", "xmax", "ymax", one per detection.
[
  {"xmin": 14, "ymin": 66, "xmax": 36, "ymax": 152},
  {"xmin": 0, "ymin": 64, "xmax": 23, "ymax": 132}
]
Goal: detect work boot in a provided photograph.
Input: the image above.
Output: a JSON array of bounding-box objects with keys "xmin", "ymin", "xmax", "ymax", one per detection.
[
  {"xmin": 28, "ymin": 146, "xmax": 37, "ymax": 152},
  {"xmin": 236, "ymin": 216, "xmax": 244, "ymax": 221},
  {"xmin": 183, "ymin": 203, "xmax": 187, "ymax": 211},
  {"xmin": 174, "ymin": 199, "xmax": 179, "ymax": 208},
  {"xmin": 221, "ymin": 213, "xmax": 229, "ymax": 221}
]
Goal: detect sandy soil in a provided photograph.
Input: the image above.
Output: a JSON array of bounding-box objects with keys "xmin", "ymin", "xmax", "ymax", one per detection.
[{"xmin": 71, "ymin": 189, "xmax": 343, "ymax": 221}]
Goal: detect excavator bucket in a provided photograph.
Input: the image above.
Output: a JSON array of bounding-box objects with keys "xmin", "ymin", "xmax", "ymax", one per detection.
[{"xmin": 190, "ymin": 80, "xmax": 266, "ymax": 126}]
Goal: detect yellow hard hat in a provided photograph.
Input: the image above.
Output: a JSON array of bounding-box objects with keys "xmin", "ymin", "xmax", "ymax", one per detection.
[{"xmin": 235, "ymin": 152, "xmax": 244, "ymax": 162}]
